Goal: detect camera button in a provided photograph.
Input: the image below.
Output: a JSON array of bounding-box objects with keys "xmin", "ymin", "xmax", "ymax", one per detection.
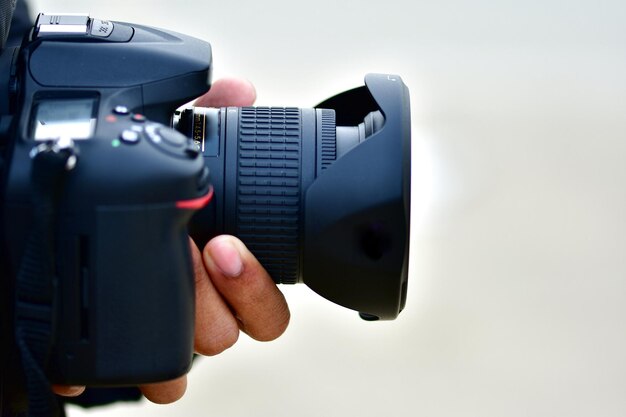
[
  {"xmin": 90, "ymin": 19, "xmax": 114, "ymax": 38},
  {"xmin": 144, "ymin": 124, "xmax": 161, "ymax": 143},
  {"xmin": 113, "ymin": 105, "xmax": 130, "ymax": 115},
  {"xmin": 132, "ymin": 113, "xmax": 147, "ymax": 123},
  {"xmin": 120, "ymin": 129, "xmax": 140, "ymax": 144}
]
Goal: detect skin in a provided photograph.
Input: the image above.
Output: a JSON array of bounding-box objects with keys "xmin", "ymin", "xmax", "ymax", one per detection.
[{"xmin": 51, "ymin": 78, "xmax": 290, "ymax": 404}]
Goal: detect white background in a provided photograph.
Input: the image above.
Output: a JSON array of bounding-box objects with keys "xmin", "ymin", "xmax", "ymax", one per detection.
[{"xmin": 28, "ymin": 0, "xmax": 626, "ymax": 416}]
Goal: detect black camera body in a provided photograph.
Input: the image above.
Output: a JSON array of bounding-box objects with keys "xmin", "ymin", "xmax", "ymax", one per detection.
[
  {"xmin": 0, "ymin": 13, "xmax": 412, "ymax": 392},
  {"xmin": 1, "ymin": 14, "xmax": 213, "ymax": 384}
]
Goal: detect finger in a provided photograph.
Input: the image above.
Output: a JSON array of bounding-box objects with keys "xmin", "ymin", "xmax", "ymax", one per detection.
[
  {"xmin": 194, "ymin": 77, "xmax": 256, "ymax": 108},
  {"xmin": 203, "ymin": 235, "xmax": 290, "ymax": 341},
  {"xmin": 51, "ymin": 385, "xmax": 85, "ymax": 397},
  {"xmin": 189, "ymin": 238, "xmax": 240, "ymax": 356},
  {"xmin": 139, "ymin": 375, "xmax": 187, "ymax": 404}
]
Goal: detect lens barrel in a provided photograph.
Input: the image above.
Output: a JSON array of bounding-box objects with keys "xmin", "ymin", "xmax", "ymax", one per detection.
[
  {"xmin": 178, "ymin": 106, "xmax": 335, "ymax": 284},
  {"xmin": 177, "ymin": 74, "xmax": 411, "ymax": 320}
]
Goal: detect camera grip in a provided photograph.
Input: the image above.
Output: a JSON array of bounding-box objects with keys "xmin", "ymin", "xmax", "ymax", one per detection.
[{"xmin": 50, "ymin": 204, "xmax": 196, "ymax": 385}]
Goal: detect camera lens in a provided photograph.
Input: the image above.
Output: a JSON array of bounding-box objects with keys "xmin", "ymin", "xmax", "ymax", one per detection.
[
  {"xmin": 175, "ymin": 74, "xmax": 411, "ymax": 320},
  {"xmin": 177, "ymin": 106, "xmax": 340, "ymax": 284}
]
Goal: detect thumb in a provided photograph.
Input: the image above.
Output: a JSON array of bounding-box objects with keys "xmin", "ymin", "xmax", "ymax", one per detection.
[{"xmin": 203, "ymin": 235, "xmax": 290, "ymax": 341}]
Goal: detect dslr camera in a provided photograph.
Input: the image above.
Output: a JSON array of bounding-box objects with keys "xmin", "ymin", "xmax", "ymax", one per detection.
[{"xmin": 0, "ymin": 13, "xmax": 411, "ymax": 391}]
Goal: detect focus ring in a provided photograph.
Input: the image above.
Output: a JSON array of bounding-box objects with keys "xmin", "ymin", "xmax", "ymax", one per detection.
[{"xmin": 236, "ymin": 107, "xmax": 301, "ymax": 284}]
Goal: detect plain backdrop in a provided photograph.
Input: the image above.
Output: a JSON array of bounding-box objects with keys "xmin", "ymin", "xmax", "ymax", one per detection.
[{"xmin": 27, "ymin": 0, "xmax": 626, "ymax": 416}]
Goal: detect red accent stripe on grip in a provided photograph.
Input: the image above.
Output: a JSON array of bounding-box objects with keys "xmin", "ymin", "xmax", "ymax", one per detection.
[{"xmin": 176, "ymin": 186, "xmax": 214, "ymax": 210}]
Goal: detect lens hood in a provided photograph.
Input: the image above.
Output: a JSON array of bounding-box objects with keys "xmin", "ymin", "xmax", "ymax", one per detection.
[{"xmin": 303, "ymin": 74, "xmax": 411, "ymax": 320}]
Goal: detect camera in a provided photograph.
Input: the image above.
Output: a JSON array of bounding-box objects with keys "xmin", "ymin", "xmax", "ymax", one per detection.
[{"xmin": 0, "ymin": 13, "xmax": 411, "ymax": 391}]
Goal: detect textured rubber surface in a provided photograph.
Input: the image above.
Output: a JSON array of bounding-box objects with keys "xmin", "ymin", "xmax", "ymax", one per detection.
[
  {"xmin": 236, "ymin": 107, "xmax": 302, "ymax": 284},
  {"xmin": 0, "ymin": 0, "xmax": 15, "ymax": 51},
  {"xmin": 318, "ymin": 109, "xmax": 336, "ymax": 171}
]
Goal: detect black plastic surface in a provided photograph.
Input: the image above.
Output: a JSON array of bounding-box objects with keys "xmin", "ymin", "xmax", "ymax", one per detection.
[
  {"xmin": 188, "ymin": 74, "xmax": 411, "ymax": 320},
  {"xmin": 1, "ymin": 15, "xmax": 213, "ymax": 385}
]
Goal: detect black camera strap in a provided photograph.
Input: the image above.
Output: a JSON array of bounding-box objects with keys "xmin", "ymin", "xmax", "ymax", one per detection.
[{"xmin": 14, "ymin": 139, "xmax": 78, "ymax": 417}]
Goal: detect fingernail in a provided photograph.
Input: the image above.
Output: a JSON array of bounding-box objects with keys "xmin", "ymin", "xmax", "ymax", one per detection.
[
  {"xmin": 52, "ymin": 385, "xmax": 85, "ymax": 397},
  {"xmin": 65, "ymin": 386, "xmax": 85, "ymax": 396},
  {"xmin": 209, "ymin": 238, "xmax": 243, "ymax": 277}
]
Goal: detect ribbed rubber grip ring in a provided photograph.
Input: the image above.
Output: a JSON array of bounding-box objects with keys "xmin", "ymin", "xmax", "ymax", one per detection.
[{"xmin": 236, "ymin": 107, "xmax": 301, "ymax": 284}]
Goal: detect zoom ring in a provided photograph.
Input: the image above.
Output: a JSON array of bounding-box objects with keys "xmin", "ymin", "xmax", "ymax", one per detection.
[{"xmin": 236, "ymin": 107, "xmax": 301, "ymax": 284}]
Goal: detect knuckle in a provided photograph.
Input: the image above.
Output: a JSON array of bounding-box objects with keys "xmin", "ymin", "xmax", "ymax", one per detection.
[
  {"xmin": 195, "ymin": 321, "xmax": 240, "ymax": 356},
  {"xmin": 247, "ymin": 301, "xmax": 291, "ymax": 342}
]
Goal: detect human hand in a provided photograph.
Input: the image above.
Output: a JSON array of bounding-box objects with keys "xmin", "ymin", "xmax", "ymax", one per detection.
[{"xmin": 52, "ymin": 78, "xmax": 290, "ymax": 403}]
